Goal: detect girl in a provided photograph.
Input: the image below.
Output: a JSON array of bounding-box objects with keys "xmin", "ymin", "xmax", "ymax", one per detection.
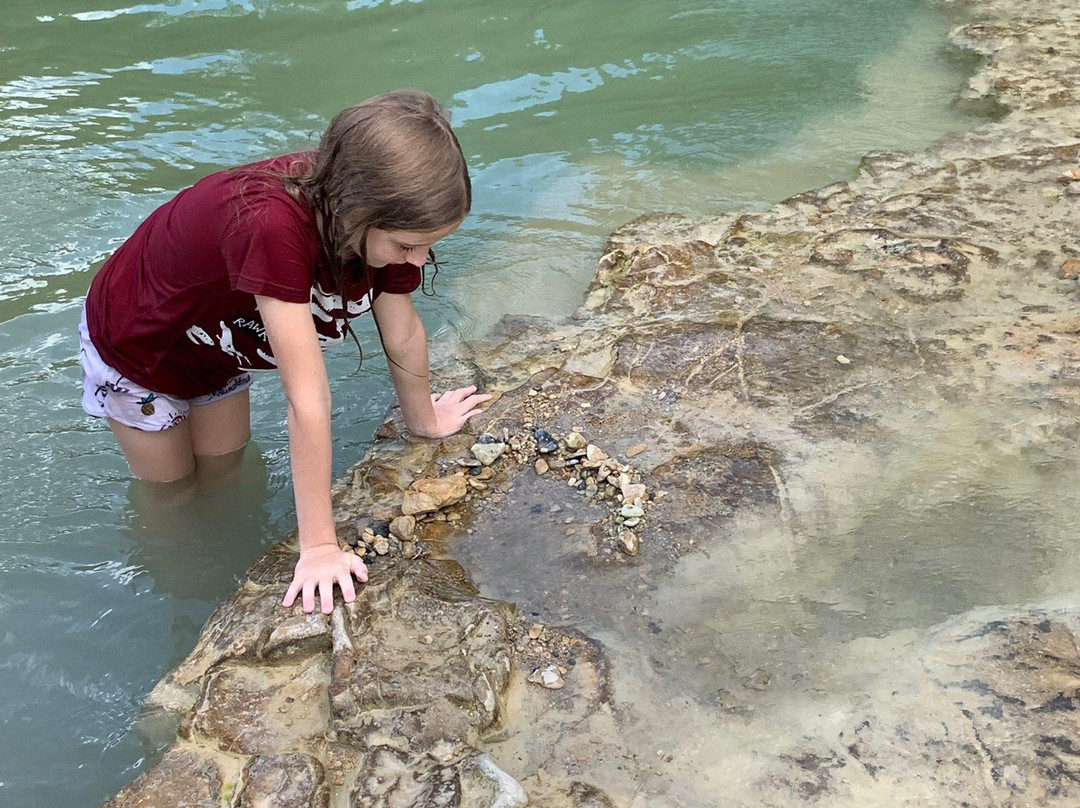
[{"xmin": 80, "ymin": 89, "xmax": 490, "ymax": 615}]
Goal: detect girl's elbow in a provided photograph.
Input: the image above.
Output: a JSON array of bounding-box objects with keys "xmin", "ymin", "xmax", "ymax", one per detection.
[{"xmin": 285, "ymin": 390, "xmax": 332, "ymax": 423}]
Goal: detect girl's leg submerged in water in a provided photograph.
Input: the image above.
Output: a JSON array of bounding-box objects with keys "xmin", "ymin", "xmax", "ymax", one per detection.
[{"xmin": 108, "ymin": 390, "xmax": 252, "ymax": 483}]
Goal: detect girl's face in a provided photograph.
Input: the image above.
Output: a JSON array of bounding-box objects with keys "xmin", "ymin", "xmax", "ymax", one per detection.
[{"xmin": 362, "ymin": 221, "xmax": 461, "ymax": 269}]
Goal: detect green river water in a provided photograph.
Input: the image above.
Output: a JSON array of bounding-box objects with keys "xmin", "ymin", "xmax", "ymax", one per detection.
[{"xmin": 1, "ymin": 1, "xmax": 986, "ymax": 805}]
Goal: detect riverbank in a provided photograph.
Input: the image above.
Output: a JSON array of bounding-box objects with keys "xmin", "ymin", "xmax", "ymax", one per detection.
[{"xmin": 106, "ymin": 0, "xmax": 1080, "ymax": 805}]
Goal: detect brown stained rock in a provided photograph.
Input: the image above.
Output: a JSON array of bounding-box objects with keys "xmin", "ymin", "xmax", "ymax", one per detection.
[
  {"xmin": 156, "ymin": 587, "xmax": 328, "ymax": 692},
  {"xmin": 1059, "ymin": 258, "xmax": 1080, "ymax": 280},
  {"xmin": 262, "ymin": 611, "xmax": 334, "ymax": 661},
  {"xmin": 808, "ymin": 230, "xmax": 972, "ymax": 302},
  {"xmin": 644, "ymin": 444, "xmax": 780, "ymax": 533},
  {"xmin": 237, "ymin": 753, "xmax": 328, "ymax": 808},
  {"xmin": 351, "ymin": 747, "xmax": 527, "ymax": 808},
  {"xmin": 401, "ymin": 475, "xmax": 468, "ymax": 516},
  {"xmin": 184, "ymin": 655, "xmax": 331, "ymax": 753},
  {"xmin": 246, "ymin": 544, "xmax": 300, "ymax": 584},
  {"xmin": 569, "ymin": 781, "xmax": 619, "ymax": 808},
  {"xmin": 605, "ymin": 317, "xmax": 892, "ymax": 419},
  {"xmin": 389, "ymin": 514, "xmax": 416, "ymax": 541},
  {"xmin": 918, "ymin": 613, "xmax": 1080, "ymax": 799},
  {"xmin": 102, "ymin": 746, "xmax": 234, "ymax": 808},
  {"xmin": 329, "ymin": 560, "xmax": 513, "ymax": 750}
]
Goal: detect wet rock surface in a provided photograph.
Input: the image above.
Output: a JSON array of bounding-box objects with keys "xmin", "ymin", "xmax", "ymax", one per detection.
[{"xmin": 108, "ymin": 0, "xmax": 1080, "ymax": 805}]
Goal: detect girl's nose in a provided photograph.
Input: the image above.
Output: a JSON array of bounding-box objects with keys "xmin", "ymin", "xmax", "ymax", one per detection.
[{"xmin": 405, "ymin": 248, "xmax": 428, "ymax": 268}]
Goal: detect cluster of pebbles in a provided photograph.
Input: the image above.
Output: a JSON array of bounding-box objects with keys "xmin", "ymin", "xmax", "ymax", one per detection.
[
  {"xmin": 339, "ymin": 427, "xmax": 655, "ymax": 565},
  {"xmin": 524, "ymin": 426, "xmax": 654, "ymax": 557},
  {"xmin": 513, "ymin": 617, "xmax": 598, "ymax": 692}
]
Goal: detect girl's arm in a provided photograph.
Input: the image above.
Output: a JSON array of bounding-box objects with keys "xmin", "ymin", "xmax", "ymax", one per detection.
[
  {"xmin": 256, "ymin": 294, "xmax": 368, "ymax": 614},
  {"xmin": 370, "ymin": 291, "xmax": 491, "ymax": 437}
]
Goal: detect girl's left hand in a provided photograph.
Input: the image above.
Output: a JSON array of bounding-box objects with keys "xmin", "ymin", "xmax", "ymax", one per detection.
[{"xmin": 421, "ymin": 385, "xmax": 492, "ymax": 438}]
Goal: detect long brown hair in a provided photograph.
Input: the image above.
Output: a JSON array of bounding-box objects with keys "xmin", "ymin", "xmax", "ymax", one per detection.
[
  {"xmin": 281, "ymin": 89, "xmax": 471, "ymax": 367},
  {"xmin": 284, "ymin": 88, "xmax": 471, "ymax": 282}
]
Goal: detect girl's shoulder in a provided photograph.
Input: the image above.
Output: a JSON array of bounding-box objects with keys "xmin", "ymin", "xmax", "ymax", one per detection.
[
  {"xmin": 232, "ymin": 151, "xmax": 316, "ymax": 181},
  {"xmin": 217, "ymin": 153, "xmax": 316, "ymax": 230}
]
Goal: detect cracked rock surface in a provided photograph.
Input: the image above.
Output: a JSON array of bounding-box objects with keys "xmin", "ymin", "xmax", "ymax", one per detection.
[{"xmin": 106, "ymin": 0, "xmax": 1080, "ymax": 805}]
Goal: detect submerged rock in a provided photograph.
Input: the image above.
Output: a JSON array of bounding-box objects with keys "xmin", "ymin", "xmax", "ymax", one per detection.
[{"xmin": 532, "ymin": 426, "xmax": 559, "ymax": 454}]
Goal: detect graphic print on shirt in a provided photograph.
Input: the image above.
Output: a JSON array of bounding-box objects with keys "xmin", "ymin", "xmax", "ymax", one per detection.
[
  {"xmin": 185, "ymin": 325, "xmax": 214, "ymax": 346},
  {"xmin": 217, "ymin": 320, "xmax": 250, "ymax": 366},
  {"xmin": 310, "ymin": 281, "xmax": 372, "ymax": 347},
  {"xmin": 173, "ymin": 279, "xmax": 375, "ymax": 375},
  {"xmin": 186, "ymin": 320, "xmax": 262, "ymax": 367}
]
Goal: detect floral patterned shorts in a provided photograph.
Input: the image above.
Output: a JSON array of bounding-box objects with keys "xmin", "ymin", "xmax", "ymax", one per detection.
[{"xmin": 79, "ymin": 308, "xmax": 253, "ymax": 431}]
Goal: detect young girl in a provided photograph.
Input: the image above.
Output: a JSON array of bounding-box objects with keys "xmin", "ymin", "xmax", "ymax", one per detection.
[{"xmin": 80, "ymin": 89, "xmax": 491, "ymax": 615}]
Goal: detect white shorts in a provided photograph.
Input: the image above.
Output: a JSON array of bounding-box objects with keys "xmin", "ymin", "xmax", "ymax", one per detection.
[{"xmin": 79, "ymin": 308, "xmax": 253, "ymax": 431}]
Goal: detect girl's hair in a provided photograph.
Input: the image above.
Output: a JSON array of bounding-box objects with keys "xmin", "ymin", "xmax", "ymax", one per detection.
[
  {"xmin": 284, "ymin": 88, "xmax": 471, "ymax": 273},
  {"xmin": 280, "ymin": 89, "xmax": 470, "ymax": 370}
]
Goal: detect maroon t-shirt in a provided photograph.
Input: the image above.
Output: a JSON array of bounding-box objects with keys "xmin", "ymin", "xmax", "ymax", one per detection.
[{"xmin": 86, "ymin": 153, "xmax": 422, "ymax": 399}]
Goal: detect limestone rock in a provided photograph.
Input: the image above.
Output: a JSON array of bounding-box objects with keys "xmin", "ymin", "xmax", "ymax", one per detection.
[
  {"xmin": 471, "ymin": 441, "xmax": 507, "ymax": 467},
  {"xmin": 616, "ymin": 530, "xmax": 639, "ymax": 556},
  {"xmin": 102, "ymin": 746, "xmax": 234, "ymax": 808},
  {"xmin": 401, "ymin": 476, "xmax": 468, "ymax": 516},
  {"xmin": 237, "ymin": 753, "xmax": 327, "ymax": 808},
  {"xmin": 389, "ymin": 514, "xmax": 416, "ymax": 541}
]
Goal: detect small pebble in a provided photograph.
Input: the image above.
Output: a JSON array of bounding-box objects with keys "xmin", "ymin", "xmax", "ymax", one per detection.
[
  {"xmin": 534, "ymin": 458, "xmax": 549, "ymax": 475},
  {"xmin": 528, "ymin": 624, "xmax": 544, "ymax": 640},
  {"xmin": 471, "ymin": 441, "xmax": 507, "ymax": 466},
  {"xmin": 1059, "ymin": 258, "xmax": 1080, "ymax": 280},
  {"xmin": 528, "ymin": 664, "xmax": 565, "ymax": 690},
  {"xmin": 565, "ymin": 431, "xmax": 588, "ymax": 450},
  {"xmin": 625, "ymin": 443, "xmax": 647, "ymax": 458},
  {"xmin": 836, "ymin": 354, "xmax": 851, "ymax": 365},
  {"xmin": 618, "ymin": 530, "xmax": 639, "ymax": 556},
  {"xmin": 621, "ymin": 482, "xmax": 646, "ymax": 505},
  {"xmin": 533, "ymin": 427, "xmax": 559, "ymax": 454},
  {"xmin": 390, "ymin": 515, "xmax": 416, "ymax": 541}
]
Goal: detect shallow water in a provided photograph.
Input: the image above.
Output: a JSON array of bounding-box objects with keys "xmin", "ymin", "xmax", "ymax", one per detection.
[
  {"xmin": 0, "ymin": 1, "xmax": 988, "ymax": 805},
  {"xmin": 452, "ymin": 399, "xmax": 1080, "ymax": 804}
]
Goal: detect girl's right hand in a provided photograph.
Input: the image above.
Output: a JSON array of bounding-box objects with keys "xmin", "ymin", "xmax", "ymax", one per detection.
[
  {"xmin": 283, "ymin": 543, "xmax": 369, "ymax": 614},
  {"xmin": 418, "ymin": 385, "xmax": 492, "ymax": 438}
]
